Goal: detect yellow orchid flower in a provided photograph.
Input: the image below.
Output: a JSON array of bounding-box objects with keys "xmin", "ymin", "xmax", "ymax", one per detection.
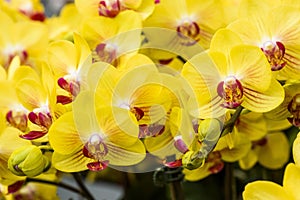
[
  {"xmin": 243, "ymin": 163, "xmax": 300, "ymax": 200},
  {"xmin": 239, "ymin": 132, "xmax": 290, "ymax": 170},
  {"xmin": 13, "ymin": 64, "xmax": 57, "ymax": 140},
  {"xmin": 49, "ymin": 91, "xmax": 146, "ymax": 172},
  {"xmin": 144, "ymin": 0, "xmax": 226, "ymax": 49},
  {"xmin": 181, "ymin": 29, "xmax": 284, "ymax": 119},
  {"xmin": 48, "ymin": 32, "xmax": 91, "ymax": 104},
  {"xmin": 80, "ymin": 10, "xmax": 142, "ymax": 67},
  {"xmin": 0, "ymin": 10, "xmax": 48, "ymax": 68},
  {"xmin": 265, "ymin": 82, "xmax": 300, "ymax": 127},
  {"xmin": 228, "ymin": 5, "xmax": 300, "ymax": 79},
  {"xmin": 75, "ymin": 0, "xmax": 154, "ymax": 19}
]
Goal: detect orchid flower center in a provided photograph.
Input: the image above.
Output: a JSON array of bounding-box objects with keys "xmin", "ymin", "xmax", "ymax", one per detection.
[
  {"xmin": 217, "ymin": 76, "xmax": 244, "ymax": 109},
  {"xmin": 98, "ymin": 0, "xmax": 122, "ymax": 17},
  {"xmin": 176, "ymin": 19, "xmax": 200, "ymax": 45},
  {"xmin": 83, "ymin": 134, "xmax": 109, "ymax": 171},
  {"xmin": 287, "ymin": 93, "xmax": 300, "ymax": 127},
  {"xmin": 92, "ymin": 43, "xmax": 118, "ymax": 66},
  {"xmin": 261, "ymin": 41, "xmax": 286, "ymax": 71},
  {"xmin": 6, "ymin": 110, "xmax": 28, "ymax": 132}
]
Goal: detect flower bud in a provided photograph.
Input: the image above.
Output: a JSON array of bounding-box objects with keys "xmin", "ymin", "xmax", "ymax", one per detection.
[
  {"xmin": 8, "ymin": 145, "xmax": 51, "ymax": 177},
  {"xmin": 182, "ymin": 150, "xmax": 205, "ymax": 170},
  {"xmin": 198, "ymin": 118, "xmax": 222, "ymax": 143}
]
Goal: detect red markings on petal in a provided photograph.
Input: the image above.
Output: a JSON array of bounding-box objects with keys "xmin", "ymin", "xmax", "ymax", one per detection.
[
  {"xmin": 7, "ymin": 180, "xmax": 24, "ymax": 194},
  {"xmin": 87, "ymin": 160, "xmax": 109, "ymax": 171},
  {"xmin": 131, "ymin": 107, "xmax": 144, "ymax": 121},
  {"xmin": 57, "ymin": 95, "xmax": 73, "ymax": 105},
  {"xmin": 20, "ymin": 130, "xmax": 47, "ymax": 140}
]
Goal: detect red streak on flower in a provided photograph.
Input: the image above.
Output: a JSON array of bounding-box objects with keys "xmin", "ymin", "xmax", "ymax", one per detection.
[{"xmin": 8, "ymin": 181, "xmax": 25, "ymax": 194}]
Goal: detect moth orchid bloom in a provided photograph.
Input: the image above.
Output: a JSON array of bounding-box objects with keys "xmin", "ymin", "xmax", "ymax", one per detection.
[
  {"xmin": 48, "ymin": 33, "xmax": 91, "ymax": 105},
  {"xmin": 75, "ymin": 0, "xmax": 154, "ymax": 19},
  {"xmin": 181, "ymin": 29, "xmax": 284, "ymax": 119},
  {"xmin": 14, "ymin": 65, "xmax": 57, "ymax": 140},
  {"xmin": 265, "ymin": 82, "xmax": 300, "ymax": 127},
  {"xmin": 49, "ymin": 91, "xmax": 145, "ymax": 172},
  {"xmin": 0, "ymin": 11, "xmax": 48, "ymax": 68},
  {"xmin": 228, "ymin": 6, "xmax": 300, "ymax": 79},
  {"xmin": 243, "ymin": 163, "xmax": 300, "ymax": 200},
  {"xmin": 80, "ymin": 10, "xmax": 142, "ymax": 67},
  {"xmin": 144, "ymin": 0, "xmax": 226, "ymax": 48},
  {"xmin": 104, "ymin": 59, "xmax": 175, "ymax": 139}
]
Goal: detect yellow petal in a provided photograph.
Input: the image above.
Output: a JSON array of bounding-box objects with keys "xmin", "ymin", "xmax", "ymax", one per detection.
[
  {"xmin": 106, "ymin": 140, "xmax": 146, "ymax": 166},
  {"xmin": 216, "ymin": 133, "xmax": 252, "ymax": 162},
  {"xmin": 237, "ymin": 112, "xmax": 267, "ymax": 141},
  {"xmin": 210, "ymin": 29, "xmax": 243, "ymax": 57},
  {"xmin": 293, "ymin": 132, "xmax": 300, "ymax": 166},
  {"xmin": 243, "ymin": 181, "xmax": 292, "ymax": 200},
  {"xmin": 283, "ymin": 163, "xmax": 300, "ymax": 200},
  {"xmin": 242, "ymin": 78, "xmax": 284, "ymax": 113},
  {"xmin": 257, "ymin": 132, "xmax": 290, "ymax": 170},
  {"xmin": 73, "ymin": 32, "xmax": 91, "ymax": 69},
  {"xmin": 230, "ymin": 45, "xmax": 271, "ymax": 91},
  {"xmin": 48, "ymin": 112, "xmax": 83, "ymax": 155},
  {"xmin": 52, "ymin": 148, "xmax": 92, "ymax": 173},
  {"xmin": 15, "ymin": 79, "xmax": 47, "ymax": 110},
  {"xmin": 239, "ymin": 150, "xmax": 258, "ymax": 170},
  {"xmin": 48, "ymin": 40, "xmax": 77, "ymax": 77}
]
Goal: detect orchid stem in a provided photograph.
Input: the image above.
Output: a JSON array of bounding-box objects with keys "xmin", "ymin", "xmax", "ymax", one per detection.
[
  {"xmin": 72, "ymin": 172, "xmax": 95, "ymax": 200},
  {"xmin": 26, "ymin": 177, "xmax": 83, "ymax": 196},
  {"xmin": 221, "ymin": 106, "xmax": 243, "ymax": 137},
  {"xmin": 224, "ymin": 163, "xmax": 236, "ymax": 200}
]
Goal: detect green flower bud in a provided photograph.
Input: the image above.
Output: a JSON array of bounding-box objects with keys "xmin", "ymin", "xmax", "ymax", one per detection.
[
  {"xmin": 8, "ymin": 145, "xmax": 51, "ymax": 177},
  {"xmin": 182, "ymin": 150, "xmax": 205, "ymax": 170},
  {"xmin": 198, "ymin": 118, "xmax": 222, "ymax": 143}
]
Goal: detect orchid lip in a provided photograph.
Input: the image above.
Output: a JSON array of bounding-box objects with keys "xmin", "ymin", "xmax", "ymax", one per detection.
[{"xmin": 83, "ymin": 134, "xmax": 109, "ymax": 168}]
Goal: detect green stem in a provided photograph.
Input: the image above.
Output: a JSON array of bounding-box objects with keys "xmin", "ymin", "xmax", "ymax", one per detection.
[
  {"xmin": 221, "ymin": 106, "xmax": 243, "ymax": 137},
  {"xmin": 169, "ymin": 180, "xmax": 185, "ymax": 200},
  {"xmin": 26, "ymin": 178, "xmax": 83, "ymax": 195},
  {"xmin": 224, "ymin": 163, "xmax": 236, "ymax": 200},
  {"xmin": 72, "ymin": 173, "xmax": 95, "ymax": 200},
  {"xmin": 38, "ymin": 145, "xmax": 54, "ymax": 152}
]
